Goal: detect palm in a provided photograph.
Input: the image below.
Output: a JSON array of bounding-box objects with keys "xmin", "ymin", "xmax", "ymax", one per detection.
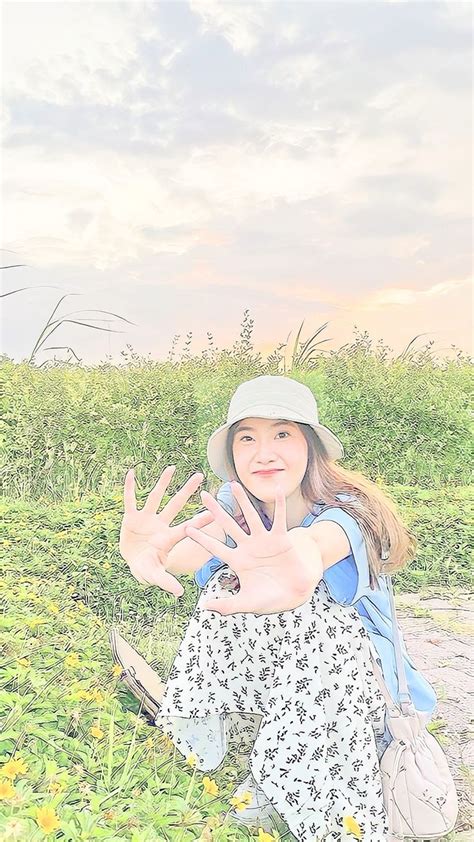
[
  {"xmin": 185, "ymin": 481, "xmax": 318, "ymax": 615},
  {"xmin": 120, "ymin": 508, "xmax": 183, "ymax": 558},
  {"xmin": 120, "ymin": 466, "xmax": 213, "ymax": 594}
]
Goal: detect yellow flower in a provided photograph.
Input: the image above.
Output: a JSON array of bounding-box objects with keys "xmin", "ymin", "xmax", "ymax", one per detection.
[
  {"xmin": 343, "ymin": 815, "xmax": 363, "ymax": 839},
  {"xmin": 258, "ymin": 829, "xmax": 276, "ymax": 842},
  {"xmin": 75, "ymin": 601, "xmax": 86, "ymax": 612},
  {"xmin": 27, "ymin": 617, "xmax": 48, "ymax": 629},
  {"xmin": 205, "ymin": 816, "xmax": 221, "ymax": 829},
  {"xmin": 0, "ymin": 780, "xmax": 16, "ymax": 799},
  {"xmin": 145, "ymin": 737, "xmax": 154, "ymax": 749},
  {"xmin": 103, "ymin": 562, "xmax": 111, "ymax": 571},
  {"xmin": 17, "ymin": 658, "xmax": 30, "ymax": 667},
  {"xmin": 12, "ymin": 758, "xmax": 28, "ymax": 775},
  {"xmin": 158, "ymin": 733, "xmax": 174, "ymax": 751},
  {"xmin": 112, "ymin": 664, "xmax": 122, "ymax": 678},
  {"xmin": 75, "ymin": 690, "xmax": 93, "ymax": 701},
  {"xmin": 65, "ymin": 653, "xmax": 80, "ymax": 668},
  {"xmin": 90, "ymin": 724, "xmax": 104, "ymax": 740},
  {"xmin": 91, "ymin": 689, "xmax": 105, "ymax": 706},
  {"xmin": 230, "ymin": 791, "xmax": 253, "ymax": 811},
  {"xmin": 48, "ymin": 603, "xmax": 60, "ymax": 614},
  {"xmin": 48, "ymin": 781, "xmax": 64, "ymax": 795},
  {"xmin": 202, "ymin": 776, "xmax": 219, "ymax": 796},
  {"xmin": 36, "ymin": 805, "xmax": 61, "ymax": 834},
  {"xmin": 1, "ymin": 758, "xmax": 29, "ymax": 780},
  {"xmin": 186, "ymin": 753, "xmax": 197, "ymax": 768}
]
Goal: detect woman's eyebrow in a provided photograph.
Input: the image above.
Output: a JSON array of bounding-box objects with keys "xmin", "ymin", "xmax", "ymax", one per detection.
[{"xmin": 235, "ymin": 421, "xmax": 293, "ymax": 433}]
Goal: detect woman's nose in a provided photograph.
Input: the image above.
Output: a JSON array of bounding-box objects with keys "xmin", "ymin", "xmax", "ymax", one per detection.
[{"xmin": 255, "ymin": 443, "xmax": 277, "ymax": 462}]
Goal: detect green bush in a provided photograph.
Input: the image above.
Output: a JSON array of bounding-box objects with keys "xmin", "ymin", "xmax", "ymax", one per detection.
[
  {"xmin": 0, "ymin": 336, "xmax": 472, "ymax": 500},
  {"xmin": 1, "ymin": 485, "xmax": 472, "ymax": 624}
]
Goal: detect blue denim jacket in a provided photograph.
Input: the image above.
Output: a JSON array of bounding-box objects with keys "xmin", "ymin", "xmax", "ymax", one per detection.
[{"xmin": 194, "ymin": 483, "xmax": 437, "ymax": 718}]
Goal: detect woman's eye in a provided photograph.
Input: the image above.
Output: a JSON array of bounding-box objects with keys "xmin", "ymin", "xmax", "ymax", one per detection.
[{"xmin": 238, "ymin": 432, "xmax": 289, "ymax": 442}]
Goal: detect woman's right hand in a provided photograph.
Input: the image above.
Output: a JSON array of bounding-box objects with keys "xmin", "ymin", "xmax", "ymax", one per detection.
[{"xmin": 119, "ymin": 466, "xmax": 214, "ymax": 597}]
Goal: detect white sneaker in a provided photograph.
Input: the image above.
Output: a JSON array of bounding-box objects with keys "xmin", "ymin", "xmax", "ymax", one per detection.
[{"xmin": 229, "ymin": 771, "xmax": 283, "ymax": 833}]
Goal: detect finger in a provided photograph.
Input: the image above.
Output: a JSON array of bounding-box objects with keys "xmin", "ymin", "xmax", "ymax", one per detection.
[
  {"xmin": 188, "ymin": 509, "xmax": 215, "ymax": 528},
  {"xmin": 123, "ymin": 468, "xmax": 137, "ymax": 514},
  {"xmin": 167, "ymin": 509, "xmax": 215, "ymax": 544},
  {"xmin": 184, "ymin": 525, "xmax": 233, "ymax": 563},
  {"xmin": 141, "ymin": 465, "xmax": 177, "ymax": 515},
  {"xmin": 230, "ymin": 482, "xmax": 264, "ymax": 533},
  {"xmin": 201, "ymin": 593, "xmax": 255, "ymax": 616},
  {"xmin": 129, "ymin": 557, "xmax": 184, "ymax": 597},
  {"xmin": 271, "ymin": 483, "xmax": 287, "ymax": 534},
  {"xmin": 200, "ymin": 490, "xmax": 247, "ymax": 544},
  {"xmin": 127, "ymin": 557, "xmax": 154, "ymax": 586},
  {"xmin": 128, "ymin": 564, "xmax": 147, "ymax": 586},
  {"xmin": 154, "ymin": 471, "xmax": 205, "ymax": 523}
]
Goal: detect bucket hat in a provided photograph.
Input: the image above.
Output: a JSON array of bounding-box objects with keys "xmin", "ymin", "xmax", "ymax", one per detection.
[{"xmin": 207, "ymin": 375, "xmax": 344, "ymax": 481}]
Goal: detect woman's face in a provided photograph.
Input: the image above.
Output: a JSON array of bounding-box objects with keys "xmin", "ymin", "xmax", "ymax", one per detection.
[{"xmin": 231, "ymin": 417, "xmax": 308, "ymax": 504}]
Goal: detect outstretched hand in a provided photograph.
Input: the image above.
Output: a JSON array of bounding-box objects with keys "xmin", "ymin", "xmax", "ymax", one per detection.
[
  {"xmin": 120, "ymin": 466, "xmax": 214, "ymax": 596},
  {"xmin": 185, "ymin": 481, "xmax": 321, "ymax": 615}
]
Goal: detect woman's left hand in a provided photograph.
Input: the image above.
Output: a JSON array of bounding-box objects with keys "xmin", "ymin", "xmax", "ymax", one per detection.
[{"xmin": 184, "ymin": 481, "xmax": 323, "ymax": 615}]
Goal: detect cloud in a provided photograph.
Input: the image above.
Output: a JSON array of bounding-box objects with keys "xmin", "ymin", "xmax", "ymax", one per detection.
[
  {"xmin": 3, "ymin": 147, "xmax": 210, "ymax": 269},
  {"xmin": 188, "ymin": 0, "xmax": 267, "ymax": 55},
  {"xmin": 356, "ymin": 276, "xmax": 472, "ymax": 312},
  {"xmin": 1, "ymin": 0, "xmax": 471, "ymax": 362},
  {"xmin": 2, "ymin": 2, "xmax": 153, "ymax": 107}
]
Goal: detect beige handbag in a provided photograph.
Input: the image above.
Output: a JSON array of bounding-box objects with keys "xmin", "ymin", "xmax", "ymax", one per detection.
[{"xmin": 370, "ymin": 577, "xmax": 459, "ymax": 840}]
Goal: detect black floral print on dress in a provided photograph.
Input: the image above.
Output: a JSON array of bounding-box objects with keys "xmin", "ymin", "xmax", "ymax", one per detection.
[{"xmin": 155, "ymin": 566, "xmax": 391, "ymax": 841}]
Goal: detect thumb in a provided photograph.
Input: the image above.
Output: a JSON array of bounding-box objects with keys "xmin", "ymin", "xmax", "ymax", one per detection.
[{"xmin": 201, "ymin": 595, "xmax": 251, "ymax": 616}]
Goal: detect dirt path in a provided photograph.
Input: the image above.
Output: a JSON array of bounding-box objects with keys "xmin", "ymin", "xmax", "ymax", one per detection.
[{"xmin": 395, "ymin": 592, "xmax": 473, "ymax": 838}]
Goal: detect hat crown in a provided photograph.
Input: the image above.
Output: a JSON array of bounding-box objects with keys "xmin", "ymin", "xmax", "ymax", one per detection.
[
  {"xmin": 227, "ymin": 375, "xmax": 320, "ymax": 425},
  {"xmin": 206, "ymin": 374, "xmax": 344, "ymax": 481}
]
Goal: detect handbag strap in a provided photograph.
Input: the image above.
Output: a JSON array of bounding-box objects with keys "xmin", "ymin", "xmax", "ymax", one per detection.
[{"xmin": 370, "ymin": 652, "xmax": 402, "ymax": 713}]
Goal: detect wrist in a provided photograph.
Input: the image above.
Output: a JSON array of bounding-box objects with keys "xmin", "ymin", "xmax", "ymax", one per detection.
[{"xmin": 288, "ymin": 526, "xmax": 324, "ymax": 591}]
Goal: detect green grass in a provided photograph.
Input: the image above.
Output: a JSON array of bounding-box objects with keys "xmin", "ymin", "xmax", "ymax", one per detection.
[
  {"xmin": 0, "ymin": 572, "xmax": 258, "ymax": 840},
  {"xmin": 1, "ymin": 484, "xmax": 472, "ymax": 839},
  {"xmin": 1, "ymin": 330, "xmax": 472, "ymax": 839}
]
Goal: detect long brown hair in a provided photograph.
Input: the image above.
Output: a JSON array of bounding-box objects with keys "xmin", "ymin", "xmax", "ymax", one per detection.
[{"xmin": 212, "ymin": 420, "xmax": 417, "ymax": 588}]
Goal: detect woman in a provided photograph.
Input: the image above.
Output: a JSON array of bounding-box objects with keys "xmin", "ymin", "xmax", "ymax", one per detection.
[{"xmin": 120, "ymin": 375, "xmax": 436, "ymax": 841}]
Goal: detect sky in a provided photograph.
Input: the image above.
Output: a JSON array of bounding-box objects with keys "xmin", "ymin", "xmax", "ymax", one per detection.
[{"xmin": 1, "ymin": 0, "xmax": 473, "ymax": 366}]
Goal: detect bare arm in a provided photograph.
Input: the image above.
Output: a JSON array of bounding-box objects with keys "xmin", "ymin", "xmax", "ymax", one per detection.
[{"xmin": 166, "ymin": 520, "xmax": 227, "ymax": 576}]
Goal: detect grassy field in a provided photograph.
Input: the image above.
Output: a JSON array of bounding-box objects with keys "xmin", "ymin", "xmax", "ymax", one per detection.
[{"xmin": 1, "ymin": 330, "xmax": 472, "ymax": 840}]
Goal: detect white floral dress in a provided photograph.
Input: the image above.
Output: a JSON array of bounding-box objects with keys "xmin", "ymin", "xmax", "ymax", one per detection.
[{"xmin": 155, "ymin": 564, "xmax": 391, "ymax": 841}]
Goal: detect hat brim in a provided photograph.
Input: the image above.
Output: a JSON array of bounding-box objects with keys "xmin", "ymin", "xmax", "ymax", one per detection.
[{"xmin": 207, "ymin": 413, "xmax": 345, "ymax": 482}]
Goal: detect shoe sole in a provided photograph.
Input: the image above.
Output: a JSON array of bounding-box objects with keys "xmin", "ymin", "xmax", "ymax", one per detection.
[{"xmin": 229, "ymin": 806, "xmax": 284, "ymax": 834}]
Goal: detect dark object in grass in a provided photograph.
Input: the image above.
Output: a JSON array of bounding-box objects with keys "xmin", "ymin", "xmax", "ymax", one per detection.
[{"xmin": 109, "ymin": 627, "xmax": 165, "ymax": 725}]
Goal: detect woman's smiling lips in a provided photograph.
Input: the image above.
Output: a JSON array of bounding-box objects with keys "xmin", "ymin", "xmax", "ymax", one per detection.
[{"xmin": 252, "ymin": 469, "xmax": 284, "ymax": 476}]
